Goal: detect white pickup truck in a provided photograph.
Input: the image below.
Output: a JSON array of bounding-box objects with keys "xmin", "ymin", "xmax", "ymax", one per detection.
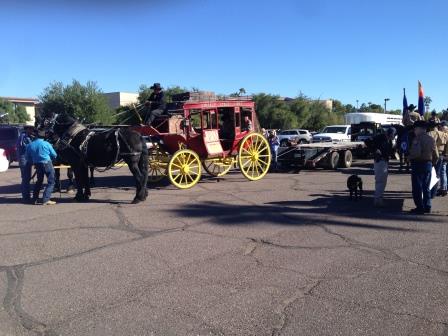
[{"xmin": 312, "ymin": 125, "xmax": 351, "ymax": 143}]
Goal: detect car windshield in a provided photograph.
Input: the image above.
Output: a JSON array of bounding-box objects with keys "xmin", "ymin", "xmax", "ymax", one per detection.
[
  {"xmin": 280, "ymin": 130, "xmax": 296, "ymax": 135},
  {"xmin": 0, "ymin": 129, "xmax": 17, "ymax": 141},
  {"xmin": 321, "ymin": 127, "xmax": 347, "ymax": 134}
]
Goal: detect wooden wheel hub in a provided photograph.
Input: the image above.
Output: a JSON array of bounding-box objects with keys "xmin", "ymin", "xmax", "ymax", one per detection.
[{"xmin": 181, "ymin": 164, "xmax": 190, "ymax": 174}]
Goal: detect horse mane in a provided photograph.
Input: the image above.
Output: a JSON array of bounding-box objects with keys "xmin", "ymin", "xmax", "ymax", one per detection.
[{"xmin": 56, "ymin": 113, "xmax": 77, "ymax": 127}]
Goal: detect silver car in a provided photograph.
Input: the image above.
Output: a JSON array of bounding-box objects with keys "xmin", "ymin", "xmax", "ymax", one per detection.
[{"xmin": 277, "ymin": 129, "xmax": 312, "ymax": 146}]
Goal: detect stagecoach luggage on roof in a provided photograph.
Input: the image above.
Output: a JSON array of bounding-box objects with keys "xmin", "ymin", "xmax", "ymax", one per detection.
[{"xmin": 172, "ymin": 91, "xmax": 217, "ymax": 102}]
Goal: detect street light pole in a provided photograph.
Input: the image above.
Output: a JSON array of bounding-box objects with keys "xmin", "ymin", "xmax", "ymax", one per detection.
[
  {"xmin": 356, "ymin": 100, "xmax": 359, "ymax": 110},
  {"xmin": 384, "ymin": 98, "xmax": 390, "ymax": 113}
]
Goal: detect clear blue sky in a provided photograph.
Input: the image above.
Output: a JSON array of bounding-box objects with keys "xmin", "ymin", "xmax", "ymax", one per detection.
[{"xmin": 2, "ymin": 0, "xmax": 448, "ymax": 111}]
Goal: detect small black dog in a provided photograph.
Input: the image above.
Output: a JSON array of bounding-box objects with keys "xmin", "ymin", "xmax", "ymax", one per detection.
[{"xmin": 347, "ymin": 174, "xmax": 363, "ymax": 200}]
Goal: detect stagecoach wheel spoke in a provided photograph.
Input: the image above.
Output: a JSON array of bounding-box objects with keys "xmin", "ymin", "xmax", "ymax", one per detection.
[
  {"xmin": 255, "ymin": 139, "xmax": 264, "ymax": 152},
  {"xmin": 241, "ymin": 158, "xmax": 252, "ymax": 168},
  {"xmin": 148, "ymin": 146, "xmax": 169, "ymax": 183},
  {"xmin": 186, "ymin": 172, "xmax": 195, "ymax": 183},
  {"xmin": 168, "ymin": 149, "xmax": 202, "ymax": 189},
  {"xmin": 238, "ymin": 133, "xmax": 271, "ymax": 181},
  {"xmin": 241, "ymin": 147, "xmax": 252, "ymax": 156}
]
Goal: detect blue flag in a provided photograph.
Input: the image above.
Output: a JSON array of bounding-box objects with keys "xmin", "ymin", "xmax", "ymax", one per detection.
[
  {"xmin": 403, "ymin": 88, "xmax": 408, "ymax": 115},
  {"xmin": 418, "ymin": 81, "xmax": 425, "ymax": 116}
]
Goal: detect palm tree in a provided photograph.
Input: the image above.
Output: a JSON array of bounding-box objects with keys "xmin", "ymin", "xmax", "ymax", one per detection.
[{"xmin": 424, "ymin": 96, "xmax": 432, "ymax": 113}]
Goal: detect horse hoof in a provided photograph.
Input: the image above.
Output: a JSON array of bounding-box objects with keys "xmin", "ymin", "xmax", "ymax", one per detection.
[{"xmin": 131, "ymin": 198, "xmax": 141, "ymax": 204}]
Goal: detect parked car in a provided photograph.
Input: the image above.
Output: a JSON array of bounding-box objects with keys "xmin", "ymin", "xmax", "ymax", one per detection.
[
  {"xmin": 0, "ymin": 125, "xmax": 22, "ymax": 164},
  {"xmin": 0, "ymin": 148, "xmax": 9, "ymax": 172},
  {"xmin": 351, "ymin": 122, "xmax": 382, "ymax": 142},
  {"xmin": 278, "ymin": 129, "xmax": 312, "ymax": 146},
  {"xmin": 312, "ymin": 125, "xmax": 351, "ymax": 143}
]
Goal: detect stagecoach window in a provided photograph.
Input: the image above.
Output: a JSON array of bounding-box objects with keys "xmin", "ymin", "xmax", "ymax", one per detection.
[
  {"xmin": 202, "ymin": 109, "xmax": 218, "ymax": 129},
  {"xmin": 189, "ymin": 110, "xmax": 201, "ymax": 129}
]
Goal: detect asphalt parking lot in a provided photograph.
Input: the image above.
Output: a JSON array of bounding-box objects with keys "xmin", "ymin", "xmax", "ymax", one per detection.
[{"xmin": 0, "ymin": 160, "xmax": 447, "ymax": 336}]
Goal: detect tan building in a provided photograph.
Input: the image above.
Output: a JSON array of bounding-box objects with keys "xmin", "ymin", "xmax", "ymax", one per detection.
[
  {"xmin": 1, "ymin": 96, "xmax": 39, "ymax": 125},
  {"xmin": 103, "ymin": 92, "xmax": 139, "ymax": 109}
]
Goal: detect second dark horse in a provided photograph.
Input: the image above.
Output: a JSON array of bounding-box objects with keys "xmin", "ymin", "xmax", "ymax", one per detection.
[{"xmin": 41, "ymin": 113, "xmax": 148, "ymax": 203}]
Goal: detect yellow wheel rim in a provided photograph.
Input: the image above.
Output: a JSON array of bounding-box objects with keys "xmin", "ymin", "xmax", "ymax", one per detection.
[
  {"xmin": 238, "ymin": 132, "xmax": 271, "ymax": 181},
  {"xmin": 202, "ymin": 157, "xmax": 233, "ymax": 177},
  {"xmin": 148, "ymin": 144, "xmax": 169, "ymax": 183},
  {"xmin": 168, "ymin": 149, "xmax": 202, "ymax": 189}
]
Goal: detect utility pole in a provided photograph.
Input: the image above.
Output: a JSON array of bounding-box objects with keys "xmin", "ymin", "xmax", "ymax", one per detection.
[{"xmin": 384, "ymin": 98, "xmax": 390, "ymax": 113}]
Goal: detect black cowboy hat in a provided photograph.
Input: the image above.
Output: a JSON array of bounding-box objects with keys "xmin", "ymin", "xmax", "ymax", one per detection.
[
  {"xmin": 150, "ymin": 83, "xmax": 162, "ymax": 90},
  {"xmin": 408, "ymin": 104, "xmax": 417, "ymax": 111}
]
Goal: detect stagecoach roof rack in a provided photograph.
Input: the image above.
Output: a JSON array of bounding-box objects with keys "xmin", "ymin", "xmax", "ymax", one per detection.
[{"xmin": 171, "ymin": 91, "xmax": 253, "ymax": 103}]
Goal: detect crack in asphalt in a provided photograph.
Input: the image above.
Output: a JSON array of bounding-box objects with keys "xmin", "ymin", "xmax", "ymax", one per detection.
[
  {"xmin": 307, "ymin": 292, "xmax": 448, "ymax": 328},
  {"xmin": 271, "ymin": 280, "xmax": 322, "ymax": 336},
  {"xmin": 320, "ymin": 225, "xmax": 448, "ymax": 277},
  {"xmin": 3, "ymin": 266, "xmax": 59, "ymax": 336},
  {"xmin": 251, "ymin": 237, "xmax": 349, "ymax": 251}
]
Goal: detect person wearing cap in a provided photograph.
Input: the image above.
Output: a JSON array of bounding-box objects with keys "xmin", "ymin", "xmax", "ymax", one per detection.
[
  {"xmin": 408, "ymin": 120, "xmax": 439, "ymax": 214},
  {"xmin": 429, "ymin": 111, "xmax": 441, "ymax": 124},
  {"xmin": 144, "ymin": 83, "xmax": 166, "ymax": 125},
  {"xmin": 17, "ymin": 125, "xmax": 35, "ymax": 202},
  {"xmin": 25, "ymin": 130, "xmax": 57, "ymax": 205},
  {"xmin": 428, "ymin": 122, "xmax": 448, "ymax": 197},
  {"xmin": 366, "ymin": 127, "xmax": 396, "ymax": 207}
]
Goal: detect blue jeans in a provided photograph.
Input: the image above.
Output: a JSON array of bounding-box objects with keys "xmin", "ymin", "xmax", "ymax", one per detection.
[
  {"xmin": 411, "ymin": 161, "xmax": 432, "ymax": 211},
  {"xmin": 439, "ymin": 158, "xmax": 447, "ymax": 191},
  {"xmin": 33, "ymin": 161, "xmax": 55, "ymax": 203},
  {"xmin": 271, "ymin": 147, "xmax": 278, "ymax": 169},
  {"xmin": 19, "ymin": 156, "xmax": 32, "ymax": 201}
]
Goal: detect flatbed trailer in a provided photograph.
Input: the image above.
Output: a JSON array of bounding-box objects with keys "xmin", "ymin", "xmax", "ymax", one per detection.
[{"xmin": 277, "ymin": 141, "xmax": 366, "ymax": 169}]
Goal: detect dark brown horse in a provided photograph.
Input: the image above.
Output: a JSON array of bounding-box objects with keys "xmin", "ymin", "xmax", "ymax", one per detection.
[{"xmin": 40, "ymin": 113, "xmax": 148, "ymax": 203}]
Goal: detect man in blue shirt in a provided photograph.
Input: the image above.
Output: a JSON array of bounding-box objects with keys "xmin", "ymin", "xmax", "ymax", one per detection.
[
  {"xmin": 25, "ymin": 130, "xmax": 57, "ymax": 205},
  {"xmin": 16, "ymin": 126, "xmax": 34, "ymax": 202}
]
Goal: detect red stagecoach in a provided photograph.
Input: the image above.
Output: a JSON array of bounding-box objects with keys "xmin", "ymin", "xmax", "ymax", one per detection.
[{"xmin": 132, "ymin": 94, "xmax": 271, "ymax": 189}]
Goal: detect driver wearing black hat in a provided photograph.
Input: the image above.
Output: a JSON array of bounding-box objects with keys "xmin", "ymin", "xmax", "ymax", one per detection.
[{"xmin": 144, "ymin": 83, "xmax": 166, "ymax": 125}]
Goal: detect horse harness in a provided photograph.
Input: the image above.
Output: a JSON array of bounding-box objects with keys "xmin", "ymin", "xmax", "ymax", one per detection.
[{"xmin": 56, "ymin": 122, "xmax": 141, "ymax": 172}]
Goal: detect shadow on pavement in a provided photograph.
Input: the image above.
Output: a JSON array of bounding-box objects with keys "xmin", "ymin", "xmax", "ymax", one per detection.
[{"xmin": 171, "ymin": 190, "xmax": 437, "ymax": 231}]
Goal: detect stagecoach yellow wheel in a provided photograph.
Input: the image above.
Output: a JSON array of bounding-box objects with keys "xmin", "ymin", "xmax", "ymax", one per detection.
[
  {"xmin": 238, "ymin": 132, "xmax": 271, "ymax": 181},
  {"xmin": 202, "ymin": 157, "xmax": 233, "ymax": 177},
  {"xmin": 168, "ymin": 149, "xmax": 202, "ymax": 189},
  {"xmin": 148, "ymin": 145, "xmax": 169, "ymax": 183}
]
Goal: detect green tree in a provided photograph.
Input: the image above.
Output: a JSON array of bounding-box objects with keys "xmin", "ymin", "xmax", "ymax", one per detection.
[
  {"xmin": 40, "ymin": 80, "xmax": 114, "ymax": 124},
  {"xmin": 0, "ymin": 98, "xmax": 30, "ymax": 123}
]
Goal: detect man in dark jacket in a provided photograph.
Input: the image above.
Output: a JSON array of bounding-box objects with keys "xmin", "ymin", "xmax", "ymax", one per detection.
[
  {"xmin": 366, "ymin": 127, "xmax": 396, "ymax": 207},
  {"xmin": 17, "ymin": 126, "xmax": 35, "ymax": 202},
  {"xmin": 145, "ymin": 83, "xmax": 166, "ymax": 125}
]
